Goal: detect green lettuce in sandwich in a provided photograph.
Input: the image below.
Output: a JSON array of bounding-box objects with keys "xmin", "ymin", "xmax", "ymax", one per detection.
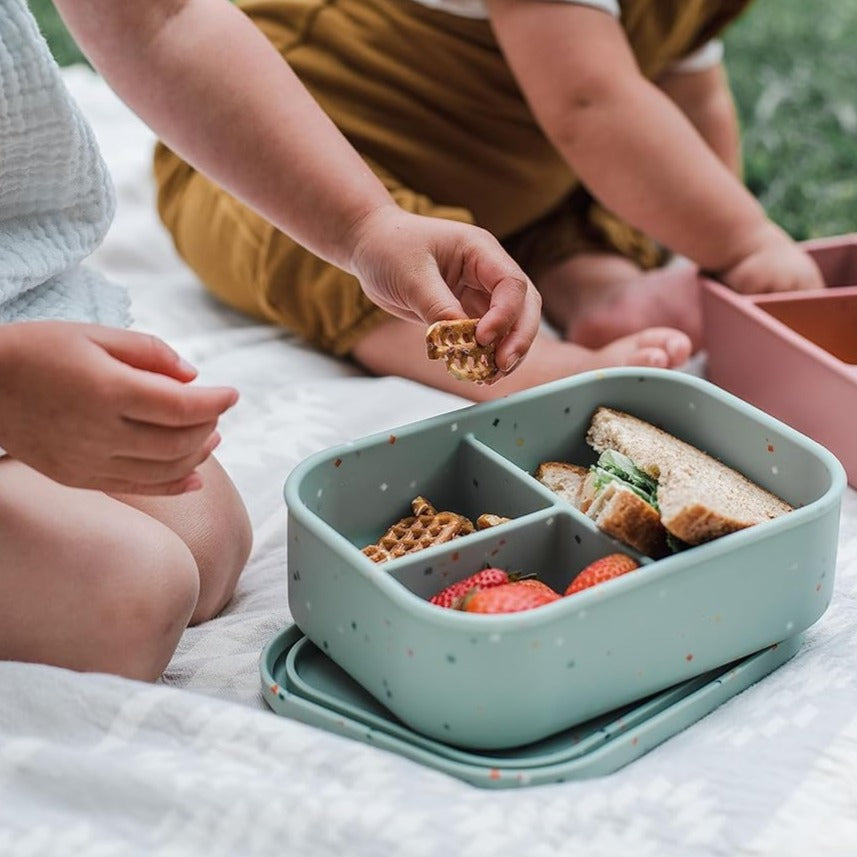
[{"xmin": 535, "ymin": 407, "xmax": 794, "ymax": 559}]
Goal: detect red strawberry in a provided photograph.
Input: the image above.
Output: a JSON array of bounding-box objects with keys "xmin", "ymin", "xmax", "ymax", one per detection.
[
  {"xmin": 429, "ymin": 567, "xmax": 512, "ymax": 608},
  {"xmin": 564, "ymin": 553, "xmax": 640, "ymax": 596},
  {"xmin": 463, "ymin": 580, "xmax": 561, "ymax": 614}
]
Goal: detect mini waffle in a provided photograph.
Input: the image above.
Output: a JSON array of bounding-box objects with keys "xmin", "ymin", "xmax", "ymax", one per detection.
[
  {"xmin": 476, "ymin": 513, "xmax": 510, "ymax": 530},
  {"xmin": 411, "ymin": 496, "xmax": 437, "ymax": 517},
  {"xmin": 363, "ymin": 510, "xmax": 473, "ymax": 563},
  {"xmin": 425, "ymin": 319, "xmax": 499, "ymax": 383}
]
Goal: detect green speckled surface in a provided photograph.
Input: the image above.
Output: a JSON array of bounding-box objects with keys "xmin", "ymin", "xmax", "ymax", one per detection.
[
  {"xmin": 261, "ymin": 624, "xmax": 801, "ymax": 788},
  {"xmin": 282, "ymin": 368, "xmax": 845, "ymax": 750}
]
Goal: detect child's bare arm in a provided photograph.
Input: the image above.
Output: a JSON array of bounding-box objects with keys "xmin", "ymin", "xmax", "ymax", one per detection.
[
  {"xmin": 488, "ymin": 0, "xmax": 822, "ymax": 292},
  {"xmin": 52, "ymin": 0, "xmax": 541, "ymax": 370},
  {"xmin": 54, "ymin": 0, "xmax": 392, "ymax": 274},
  {"xmin": 657, "ymin": 63, "xmax": 742, "ymax": 177}
]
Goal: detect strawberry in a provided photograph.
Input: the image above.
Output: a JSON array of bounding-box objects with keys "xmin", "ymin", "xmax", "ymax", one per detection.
[
  {"xmin": 564, "ymin": 553, "xmax": 640, "ymax": 596},
  {"xmin": 429, "ymin": 567, "xmax": 511, "ymax": 609},
  {"xmin": 463, "ymin": 580, "xmax": 561, "ymax": 614}
]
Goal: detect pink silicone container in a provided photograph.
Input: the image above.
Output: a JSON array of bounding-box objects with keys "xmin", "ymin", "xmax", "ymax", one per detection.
[{"xmin": 702, "ymin": 234, "xmax": 857, "ymax": 486}]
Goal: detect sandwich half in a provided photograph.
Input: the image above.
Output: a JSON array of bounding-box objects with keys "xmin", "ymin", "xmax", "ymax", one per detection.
[
  {"xmin": 536, "ymin": 454, "xmax": 669, "ymax": 558},
  {"xmin": 537, "ymin": 407, "xmax": 794, "ymax": 557}
]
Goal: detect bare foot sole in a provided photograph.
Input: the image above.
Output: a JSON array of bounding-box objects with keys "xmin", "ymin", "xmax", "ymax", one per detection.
[{"xmin": 566, "ymin": 265, "xmax": 703, "ymax": 351}]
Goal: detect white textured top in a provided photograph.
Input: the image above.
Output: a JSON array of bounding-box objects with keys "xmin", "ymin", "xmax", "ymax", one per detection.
[
  {"xmin": 406, "ymin": 0, "xmax": 723, "ymax": 72},
  {"xmin": 0, "ymin": 0, "xmax": 129, "ymax": 326}
]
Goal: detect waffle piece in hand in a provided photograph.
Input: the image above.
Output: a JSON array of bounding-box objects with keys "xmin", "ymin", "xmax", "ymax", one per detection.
[{"xmin": 425, "ymin": 319, "xmax": 499, "ymax": 383}]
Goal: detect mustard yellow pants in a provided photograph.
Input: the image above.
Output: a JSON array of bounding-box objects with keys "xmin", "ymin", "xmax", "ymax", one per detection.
[{"xmin": 154, "ymin": 0, "xmax": 751, "ymax": 355}]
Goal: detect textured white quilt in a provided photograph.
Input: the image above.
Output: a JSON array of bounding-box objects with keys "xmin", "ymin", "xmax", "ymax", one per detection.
[{"xmin": 1, "ymin": 68, "xmax": 855, "ymax": 856}]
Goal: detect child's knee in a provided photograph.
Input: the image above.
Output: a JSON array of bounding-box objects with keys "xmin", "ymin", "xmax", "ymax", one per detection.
[
  {"xmin": 188, "ymin": 469, "xmax": 253, "ymax": 625},
  {"xmin": 94, "ymin": 535, "xmax": 201, "ymax": 681},
  {"xmin": 191, "ymin": 530, "xmax": 251, "ymax": 625}
]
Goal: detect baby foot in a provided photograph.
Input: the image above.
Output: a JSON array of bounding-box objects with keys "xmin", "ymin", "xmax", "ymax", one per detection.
[
  {"xmin": 473, "ymin": 327, "xmax": 692, "ymax": 400},
  {"xmin": 588, "ymin": 326, "xmax": 693, "ymax": 370},
  {"xmin": 566, "ymin": 264, "xmax": 703, "ymax": 351}
]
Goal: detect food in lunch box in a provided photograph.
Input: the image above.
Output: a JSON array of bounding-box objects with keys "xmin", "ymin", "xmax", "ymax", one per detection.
[
  {"xmin": 362, "ymin": 496, "xmax": 507, "ymax": 563},
  {"xmin": 362, "ymin": 496, "xmax": 472, "ymax": 563},
  {"xmin": 476, "ymin": 513, "xmax": 510, "ymax": 529},
  {"xmin": 564, "ymin": 553, "xmax": 640, "ymax": 595},
  {"xmin": 429, "ymin": 567, "xmax": 518, "ymax": 608},
  {"xmin": 425, "ymin": 318, "xmax": 498, "ymax": 383},
  {"xmin": 537, "ymin": 458, "xmax": 669, "ymax": 558},
  {"xmin": 432, "ymin": 552, "xmax": 640, "ymax": 612},
  {"xmin": 462, "ymin": 579, "xmax": 561, "ymax": 614},
  {"xmin": 536, "ymin": 407, "xmax": 794, "ymax": 557}
]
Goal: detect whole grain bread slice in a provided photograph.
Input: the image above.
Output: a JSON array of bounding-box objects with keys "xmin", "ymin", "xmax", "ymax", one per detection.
[
  {"xmin": 534, "ymin": 461, "xmax": 588, "ymax": 507},
  {"xmin": 579, "ymin": 475, "xmax": 669, "ymax": 557},
  {"xmin": 535, "ymin": 461, "xmax": 668, "ymax": 557},
  {"xmin": 586, "ymin": 407, "xmax": 793, "ymax": 545}
]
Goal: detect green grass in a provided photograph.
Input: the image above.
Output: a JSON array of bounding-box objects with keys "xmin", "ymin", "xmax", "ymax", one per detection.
[
  {"xmin": 28, "ymin": 0, "xmax": 857, "ymax": 240},
  {"xmin": 726, "ymin": 1, "xmax": 857, "ymax": 239}
]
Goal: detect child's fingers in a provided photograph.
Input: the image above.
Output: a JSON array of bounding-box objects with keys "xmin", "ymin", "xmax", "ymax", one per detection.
[
  {"xmin": 402, "ymin": 269, "xmax": 468, "ymax": 326},
  {"xmin": 103, "ymin": 431, "xmax": 222, "ymax": 487},
  {"xmin": 407, "ymin": 224, "xmax": 531, "ymax": 325},
  {"xmin": 114, "ymin": 419, "xmax": 220, "ymax": 461},
  {"xmin": 456, "ymin": 290, "xmax": 492, "ymax": 320},
  {"xmin": 454, "ymin": 227, "xmax": 541, "ymax": 371},
  {"xmin": 478, "ymin": 277, "xmax": 542, "ymax": 374},
  {"xmin": 463, "ymin": 227, "xmax": 532, "ymax": 299},
  {"xmin": 89, "ymin": 326, "xmax": 199, "ymax": 381},
  {"xmin": 476, "ymin": 273, "xmax": 532, "ymax": 339},
  {"xmin": 103, "ymin": 473, "xmax": 205, "ymax": 497},
  {"xmin": 119, "ymin": 374, "xmax": 239, "ymax": 427}
]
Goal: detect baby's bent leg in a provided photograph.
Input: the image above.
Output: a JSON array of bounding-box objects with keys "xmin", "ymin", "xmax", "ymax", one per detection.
[
  {"xmin": 537, "ymin": 253, "xmax": 703, "ymax": 350},
  {"xmin": 351, "ymin": 316, "xmax": 691, "ymax": 403},
  {"xmin": 538, "ymin": 252, "xmax": 644, "ymax": 337},
  {"xmin": 0, "ymin": 460, "xmax": 200, "ymax": 681}
]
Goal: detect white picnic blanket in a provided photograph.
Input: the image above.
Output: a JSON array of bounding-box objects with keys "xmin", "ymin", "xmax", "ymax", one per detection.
[{"xmin": 0, "ymin": 67, "xmax": 855, "ymax": 856}]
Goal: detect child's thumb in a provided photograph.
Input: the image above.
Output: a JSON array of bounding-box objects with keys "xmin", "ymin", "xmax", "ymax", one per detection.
[{"xmin": 404, "ymin": 268, "xmax": 468, "ymax": 326}]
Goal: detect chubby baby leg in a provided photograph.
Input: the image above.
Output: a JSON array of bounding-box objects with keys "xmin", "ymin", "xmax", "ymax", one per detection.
[
  {"xmin": 114, "ymin": 457, "xmax": 252, "ymax": 625},
  {"xmin": 0, "ymin": 460, "xmax": 202, "ymax": 681},
  {"xmin": 351, "ymin": 316, "xmax": 691, "ymax": 403},
  {"xmin": 538, "ymin": 253, "xmax": 704, "ymax": 351}
]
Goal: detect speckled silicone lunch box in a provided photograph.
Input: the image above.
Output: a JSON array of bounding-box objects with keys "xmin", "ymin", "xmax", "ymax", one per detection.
[
  {"xmin": 703, "ymin": 233, "xmax": 857, "ymax": 486},
  {"xmin": 282, "ymin": 368, "xmax": 845, "ymax": 750}
]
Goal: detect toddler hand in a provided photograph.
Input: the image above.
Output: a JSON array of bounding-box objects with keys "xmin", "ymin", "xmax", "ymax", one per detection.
[
  {"xmin": 719, "ymin": 225, "xmax": 825, "ymax": 294},
  {"xmin": 0, "ymin": 321, "xmax": 238, "ymax": 495},
  {"xmin": 348, "ymin": 206, "xmax": 542, "ymax": 376}
]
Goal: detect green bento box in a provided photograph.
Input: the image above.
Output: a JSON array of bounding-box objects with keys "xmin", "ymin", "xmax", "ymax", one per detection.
[{"xmin": 280, "ymin": 368, "xmax": 845, "ymax": 751}]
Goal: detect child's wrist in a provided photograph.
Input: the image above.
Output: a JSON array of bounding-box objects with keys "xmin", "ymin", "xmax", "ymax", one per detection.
[
  {"xmin": 344, "ymin": 203, "xmax": 407, "ymax": 278},
  {"xmin": 704, "ymin": 220, "xmax": 788, "ymax": 280}
]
